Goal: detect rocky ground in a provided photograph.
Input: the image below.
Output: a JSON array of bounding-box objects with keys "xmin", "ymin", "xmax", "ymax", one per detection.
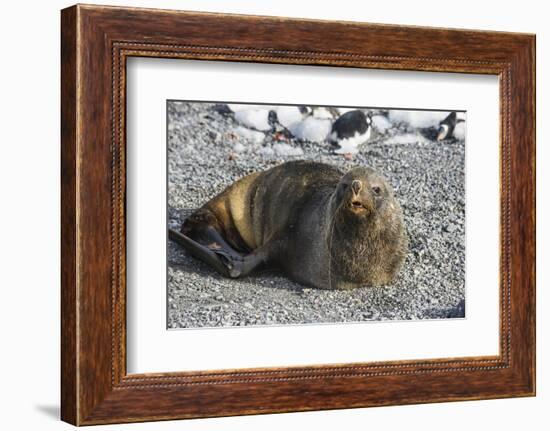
[{"xmin": 167, "ymin": 101, "xmax": 465, "ymax": 329}]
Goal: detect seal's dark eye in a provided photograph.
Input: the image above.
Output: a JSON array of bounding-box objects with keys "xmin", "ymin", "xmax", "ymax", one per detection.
[{"xmin": 372, "ymin": 186, "xmax": 381, "ymax": 195}]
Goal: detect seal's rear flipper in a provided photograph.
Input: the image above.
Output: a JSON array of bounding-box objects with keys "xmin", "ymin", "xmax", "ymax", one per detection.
[
  {"xmin": 168, "ymin": 229, "xmax": 239, "ymax": 278},
  {"xmin": 169, "ymin": 228, "xmax": 268, "ymax": 279}
]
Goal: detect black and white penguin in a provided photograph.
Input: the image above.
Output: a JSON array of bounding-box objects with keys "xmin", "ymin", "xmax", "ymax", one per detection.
[
  {"xmin": 437, "ymin": 111, "xmax": 465, "ymax": 141},
  {"xmin": 328, "ymin": 110, "xmax": 372, "ymax": 154}
]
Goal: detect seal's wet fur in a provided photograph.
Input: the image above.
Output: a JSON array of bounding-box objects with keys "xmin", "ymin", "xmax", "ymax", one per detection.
[{"xmin": 170, "ymin": 160, "xmax": 407, "ymax": 289}]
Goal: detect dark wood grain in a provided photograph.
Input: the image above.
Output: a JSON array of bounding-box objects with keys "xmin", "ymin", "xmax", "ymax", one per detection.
[
  {"xmin": 60, "ymin": 6, "xmax": 78, "ymax": 425},
  {"xmin": 60, "ymin": 4, "xmax": 536, "ymax": 425}
]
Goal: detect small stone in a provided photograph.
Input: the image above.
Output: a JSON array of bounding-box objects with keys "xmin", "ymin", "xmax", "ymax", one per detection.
[{"xmin": 444, "ymin": 223, "xmax": 457, "ymax": 233}]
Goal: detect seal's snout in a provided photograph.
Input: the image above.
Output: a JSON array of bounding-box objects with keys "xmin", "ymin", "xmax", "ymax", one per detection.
[
  {"xmin": 346, "ymin": 179, "xmax": 374, "ymax": 214},
  {"xmin": 338, "ymin": 166, "xmax": 387, "ymax": 216},
  {"xmin": 351, "ymin": 180, "xmax": 362, "ymax": 195}
]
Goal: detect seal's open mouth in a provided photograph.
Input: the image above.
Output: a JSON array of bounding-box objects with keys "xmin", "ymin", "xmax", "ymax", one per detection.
[{"xmin": 350, "ymin": 199, "xmax": 368, "ymax": 212}]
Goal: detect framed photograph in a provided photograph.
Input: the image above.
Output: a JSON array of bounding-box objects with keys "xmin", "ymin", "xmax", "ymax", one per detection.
[{"xmin": 61, "ymin": 4, "xmax": 535, "ymax": 425}]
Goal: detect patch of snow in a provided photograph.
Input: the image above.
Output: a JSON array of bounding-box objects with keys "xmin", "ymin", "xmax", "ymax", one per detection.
[
  {"xmin": 273, "ymin": 106, "xmax": 305, "ymax": 129},
  {"xmin": 227, "ymin": 103, "xmax": 272, "ymax": 112},
  {"xmin": 234, "ymin": 126, "xmax": 265, "ymax": 144},
  {"xmin": 383, "ymin": 132, "xmax": 430, "ymax": 145},
  {"xmin": 337, "ymin": 107, "xmax": 356, "ymax": 115},
  {"xmin": 389, "ymin": 110, "xmax": 448, "ymax": 128},
  {"xmin": 372, "ymin": 114, "xmax": 392, "ymax": 133},
  {"xmin": 453, "ymin": 121, "xmax": 466, "ymax": 140},
  {"xmin": 273, "ymin": 143, "xmax": 304, "ymax": 156},
  {"xmin": 311, "ymin": 107, "xmax": 335, "ymax": 119},
  {"xmin": 234, "ymin": 109, "xmax": 272, "ymax": 131},
  {"xmin": 233, "ymin": 142, "xmax": 246, "ymax": 153},
  {"xmin": 258, "ymin": 146, "xmax": 275, "ymax": 156},
  {"xmin": 288, "ymin": 117, "xmax": 332, "ymax": 143}
]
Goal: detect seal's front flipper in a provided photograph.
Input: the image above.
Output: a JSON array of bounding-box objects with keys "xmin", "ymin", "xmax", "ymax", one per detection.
[
  {"xmin": 229, "ymin": 242, "xmax": 278, "ymax": 278},
  {"xmin": 229, "ymin": 253, "xmax": 265, "ymax": 278},
  {"xmin": 168, "ymin": 229, "xmax": 240, "ymax": 278}
]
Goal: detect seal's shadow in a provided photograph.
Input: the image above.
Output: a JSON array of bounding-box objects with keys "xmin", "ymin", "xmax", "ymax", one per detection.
[{"xmin": 169, "ymin": 248, "xmax": 307, "ymax": 294}]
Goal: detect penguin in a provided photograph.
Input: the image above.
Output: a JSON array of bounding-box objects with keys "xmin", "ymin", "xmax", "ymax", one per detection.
[
  {"xmin": 328, "ymin": 110, "xmax": 372, "ymax": 154},
  {"xmin": 437, "ymin": 111, "xmax": 465, "ymax": 141},
  {"xmin": 269, "ymin": 105, "xmax": 313, "ymax": 140}
]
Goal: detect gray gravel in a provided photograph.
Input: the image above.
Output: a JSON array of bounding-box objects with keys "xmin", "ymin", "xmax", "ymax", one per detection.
[{"xmin": 167, "ymin": 101, "xmax": 465, "ymax": 329}]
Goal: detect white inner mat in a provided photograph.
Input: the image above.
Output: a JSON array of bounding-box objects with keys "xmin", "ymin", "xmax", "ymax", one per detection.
[{"xmin": 126, "ymin": 58, "xmax": 500, "ymax": 374}]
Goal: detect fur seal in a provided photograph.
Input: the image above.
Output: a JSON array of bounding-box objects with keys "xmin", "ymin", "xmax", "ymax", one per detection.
[{"xmin": 169, "ymin": 160, "xmax": 407, "ymax": 289}]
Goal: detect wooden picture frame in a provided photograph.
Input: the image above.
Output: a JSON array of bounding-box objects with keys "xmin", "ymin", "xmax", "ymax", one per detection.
[{"xmin": 61, "ymin": 4, "xmax": 536, "ymax": 425}]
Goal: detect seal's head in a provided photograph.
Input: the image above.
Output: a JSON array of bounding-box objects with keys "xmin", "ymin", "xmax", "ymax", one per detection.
[
  {"xmin": 334, "ymin": 167, "xmax": 395, "ymax": 221},
  {"xmin": 329, "ymin": 165, "xmax": 407, "ymax": 287}
]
